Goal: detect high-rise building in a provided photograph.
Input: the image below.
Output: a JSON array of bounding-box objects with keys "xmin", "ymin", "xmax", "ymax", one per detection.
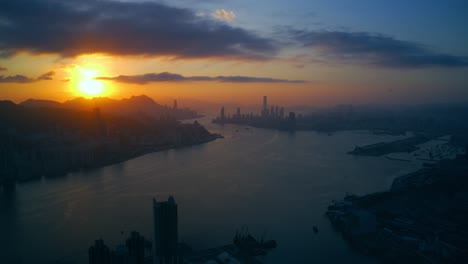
[
  {"xmin": 236, "ymin": 107, "xmax": 241, "ymax": 118},
  {"xmin": 263, "ymin": 96, "xmax": 268, "ymax": 111},
  {"xmin": 220, "ymin": 106, "xmax": 225, "ymax": 120},
  {"xmin": 288, "ymin": 112, "xmax": 296, "ymax": 130},
  {"xmin": 153, "ymin": 196, "xmax": 178, "ymax": 264},
  {"xmin": 289, "ymin": 112, "xmax": 296, "ymax": 120},
  {"xmin": 89, "ymin": 239, "xmax": 111, "ymax": 264},
  {"xmin": 173, "ymin": 100, "xmax": 178, "ymax": 110},
  {"xmin": 126, "ymin": 231, "xmax": 146, "ymax": 264}
]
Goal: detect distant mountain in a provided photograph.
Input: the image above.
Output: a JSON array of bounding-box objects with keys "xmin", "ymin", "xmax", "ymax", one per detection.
[
  {"xmin": 0, "ymin": 100, "xmax": 17, "ymax": 108},
  {"xmin": 19, "ymin": 95, "xmax": 200, "ymax": 120},
  {"xmin": 62, "ymin": 95, "xmax": 165, "ymax": 116},
  {"xmin": 2, "ymin": 99, "xmax": 105, "ymax": 133},
  {"xmin": 20, "ymin": 99, "xmax": 63, "ymax": 109}
]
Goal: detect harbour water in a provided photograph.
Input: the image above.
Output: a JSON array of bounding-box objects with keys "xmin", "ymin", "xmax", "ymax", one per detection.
[{"xmin": 0, "ymin": 117, "xmax": 422, "ymax": 263}]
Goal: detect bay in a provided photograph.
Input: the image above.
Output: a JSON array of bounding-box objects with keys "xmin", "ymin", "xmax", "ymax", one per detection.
[{"xmin": 0, "ymin": 116, "xmax": 421, "ymax": 263}]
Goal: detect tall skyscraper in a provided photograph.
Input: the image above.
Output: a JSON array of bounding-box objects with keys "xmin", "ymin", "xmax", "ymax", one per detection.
[
  {"xmin": 263, "ymin": 96, "xmax": 268, "ymax": 111},
  {"xmin": 288, "ymin": 112, "xmax": 296, "ymax": 130},
  {"xmin": 220, "ymin": 106, "xmax": 225, "ymax": 120},
  {"xmin": 89, "ymin": 239, "xmax": 111, "ymax": 264},
  {"xmin": 173, "ymin": 99, "xmax": 177, "ymax": 110},
  {"xmin": 126, "ymin": 231, "xmax": 146, "ymax": 264},
  {"xmin": 153, "ymin": 196, "xmax": 178, "ymax": 264}
]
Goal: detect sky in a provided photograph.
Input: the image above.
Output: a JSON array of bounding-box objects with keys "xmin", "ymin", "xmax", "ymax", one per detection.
[{"xmin": 0, "ymin": 0, "xmax": 467, "ymax": 106}]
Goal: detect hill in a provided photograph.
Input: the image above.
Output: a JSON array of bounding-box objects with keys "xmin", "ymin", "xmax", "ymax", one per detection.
[{"xmin": 19, "ymin": 95, "xmax": 200, "ymax": 120}]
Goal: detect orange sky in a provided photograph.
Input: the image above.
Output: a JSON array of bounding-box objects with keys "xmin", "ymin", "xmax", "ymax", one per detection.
[
  {"xmin": 1, "ymin": 0, "xmax": 467, "ymax": 107},
  {"xmin": 2, "ymin": 53, "xmax": 467, "ymax": 106}
]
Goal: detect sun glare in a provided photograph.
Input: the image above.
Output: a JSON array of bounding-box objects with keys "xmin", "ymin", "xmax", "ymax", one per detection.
[{"xmin": 77, "ymin": 68, "xmax": 105, "ymax": 97}]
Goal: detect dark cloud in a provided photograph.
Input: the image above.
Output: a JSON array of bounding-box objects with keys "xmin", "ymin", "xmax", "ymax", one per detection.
[
  {"xmin": 0, "ymin": 65, "xmax": 7, "ymax": 71},
  {"xmin": 96, "ymin": 72, "xmax": 305, "ymax": 84},
  {"xmin": 214, "ymin": 76, "xmax": 305, "ymax": 83},
  {"xmin": 0, "ymin": 71, "xmax": 55, "ymax": 83},
  {"xmin": 289, "ymin": 30, "xmax": 468, "ymax": 68},
  {"xmin": 0, "ymin": 0, "xmax": 276, "ymax": 60},
  {"xmin": 0, "ymin": 75, "xmax": 34, "ymax": 83},
  {"xmin": 37, "ymin": 71, "xmax": 55, "ymax": 80}
]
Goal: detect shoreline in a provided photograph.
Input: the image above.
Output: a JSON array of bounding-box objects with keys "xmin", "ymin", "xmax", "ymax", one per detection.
[
  {"xmin": 347, "ymin": 134, "xmax": 434, "ymax": 156},
  {"xmin": 326, "ymin": 153, "xmax": 468, "ymax": 263},
  {"xmin": 2, "ymin": 133, "xmax": 223, "ymax": 188}
]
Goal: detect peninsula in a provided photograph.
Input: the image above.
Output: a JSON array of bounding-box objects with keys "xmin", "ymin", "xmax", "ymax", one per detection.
[{"xmin": 0, "ymin": 96, "xmax": 221, "ymax": 188}]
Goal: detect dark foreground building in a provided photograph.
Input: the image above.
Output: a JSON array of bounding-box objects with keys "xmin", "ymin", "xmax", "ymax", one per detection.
[
  {"xmin": 89, "ymin": 239, "xmax": 111, "ymax": 264},
  {"xmin": 88, "ymin": 195, "xmax": 276, "ymax": 264},
  {"xmin": 153, "ymin": 196, "xmax": 178, "ymax": 264}
]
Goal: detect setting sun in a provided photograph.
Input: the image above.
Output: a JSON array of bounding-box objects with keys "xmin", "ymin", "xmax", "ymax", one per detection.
[{"xmin": 77, "ymin": 68, "xmax": 104, "ymax": 97}]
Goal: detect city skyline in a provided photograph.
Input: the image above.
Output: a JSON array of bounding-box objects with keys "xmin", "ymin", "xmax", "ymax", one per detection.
[
  {"xmin": 0, "ymin": 0, "xmax": 467, "ymax": 105},
  {"xmin": 2, "ymin": 3, "xmax": 468, "ymax": 263}
]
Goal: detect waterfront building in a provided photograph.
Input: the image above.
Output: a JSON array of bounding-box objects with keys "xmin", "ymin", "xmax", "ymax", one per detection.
[
  {"xmin": 288, "ymin": 112, "xmax": 296, "ymax": 130},
  {"xmin": 126, "ymin": 231, "xmax": 146, "ymax": 264},
  {"xmin": 89, "ymin": 239, "xmax": 111, "ymax": 264},
  {"xmin": 153, "ymin": 196, "xmax": 178, "ymax": 264},
  {"xmin": 212, "ymin": 96, "xmax": 294, "ymax": 131},
  {"xmin": 220, "ymin": 106, "xmax": 225, "ymax": 121},
  {"xmin": 289, "ymin": 112, "xmax": 296, "ymax": 121}
]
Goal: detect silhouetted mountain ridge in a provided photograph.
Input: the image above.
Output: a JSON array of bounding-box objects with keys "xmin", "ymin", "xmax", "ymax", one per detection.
[
  {"xmin": 19, "ymin": 95, "xmax": 199, "ymax": 120},
  {"xmin": 20, "ymin": 99, "xmax": 63, "ymax": 109}
]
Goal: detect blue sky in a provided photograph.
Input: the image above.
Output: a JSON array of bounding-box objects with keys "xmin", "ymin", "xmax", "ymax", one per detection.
[{"xmin": 164, "ymin": 0, "xmax": 468, "ymax": 54}]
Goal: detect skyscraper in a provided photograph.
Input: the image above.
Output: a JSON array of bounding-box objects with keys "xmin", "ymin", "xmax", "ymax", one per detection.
[
  {"xmin": 89, "ymin": 239, "xmax": 111, "ymax": 264},
  {"xmin": 153, "ymin": 196, "xmax": 178, "ymax": 264},
  {"xmin": 263, "ymin": 96, "xmax": 267, "ymax": 111},
  {"xmin": 173, "ymin": 99, "xmax": 177, "ymax": 110},
  {"xmin": 288, "ymin": 112, "xmax": 296, "ymax": 130},
  {"xmin": 126, "ymin": 231, "xmax": 146, "ymax": 264},
  {"xmin": 220, "ymin": 106, "xmax": 225, "ymax": 120}
]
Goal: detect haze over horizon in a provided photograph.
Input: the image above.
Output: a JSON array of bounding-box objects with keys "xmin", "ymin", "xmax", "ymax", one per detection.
[{"xmin": 1, "ymin": 0, "xmax": 467, "ymax": 106}]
